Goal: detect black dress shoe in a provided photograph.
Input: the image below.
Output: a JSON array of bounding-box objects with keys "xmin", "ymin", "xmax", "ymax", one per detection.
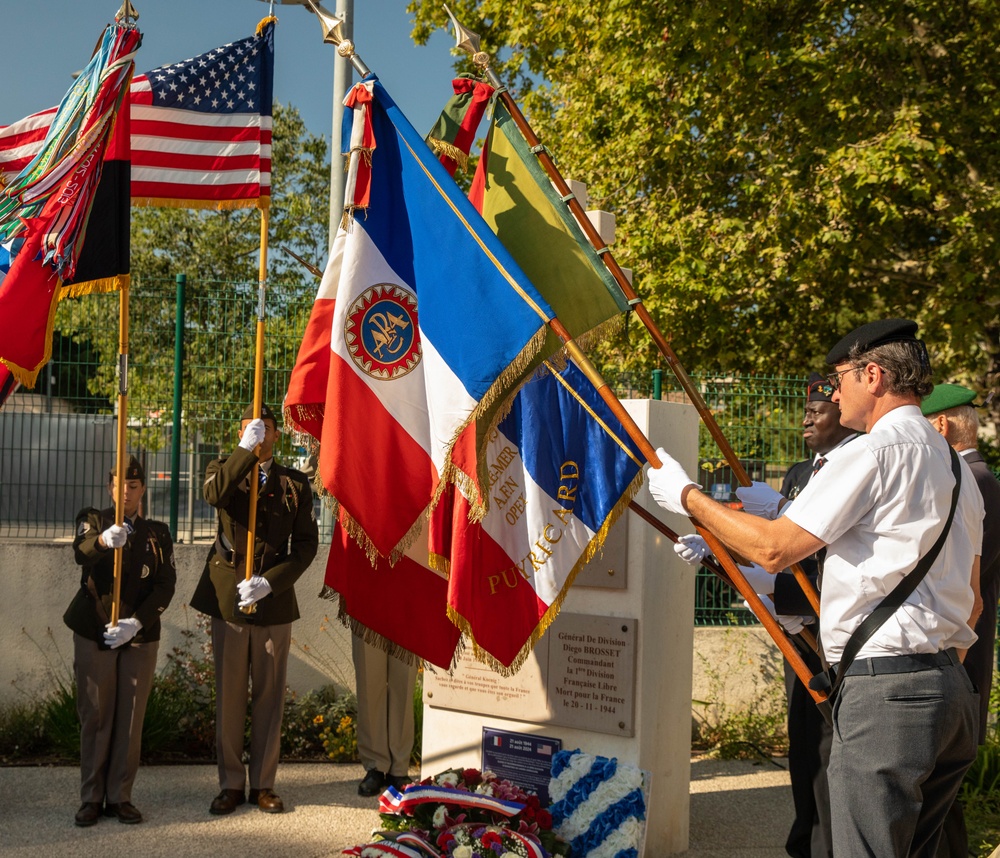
[
  {"xmin": 209, "ymin": 789, "xmax": 246, "ymax": 815},
  {"xmin": 106, "ymin": 802, "xmax": 143, "ymax": 824},
  {"xmin": 75, "ymin": 802, "xmax": 102, "ymax": 827},
  {"xmin": 386, "ymin": 774, "xmax": 412, "ymax": 791},
  {"xmin": 249, "ymin": 788, "xmax": 284, "ymax": 813},
  {"xmin": 357, "ymin": 769, "xmax": 386, "ymax": 797}
]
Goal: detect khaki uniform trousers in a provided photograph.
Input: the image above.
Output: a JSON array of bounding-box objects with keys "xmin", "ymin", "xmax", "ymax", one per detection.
[
  {"xmin": 352, "ymin": 633, "xmax": 417, "ymax": 777},
  {"xmin": 73, "ymin": 632, "xmax": 158, "ymax": 804},
  {"xmin": 211, "ymin": 618, "xmax": 291, "ymax": 792}
]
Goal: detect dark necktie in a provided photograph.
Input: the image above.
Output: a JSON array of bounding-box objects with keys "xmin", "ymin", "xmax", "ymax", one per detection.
[
  {"xmin": 812, "ymin": 456, "xmax": 826, "ymax": 476},
  {"xmin": 123, "ymin": 517, "xmax": 135, "ymax": 535},
  {"xmin": 258, "ymin": 467, "xmax": 267, "ymax": 488}
]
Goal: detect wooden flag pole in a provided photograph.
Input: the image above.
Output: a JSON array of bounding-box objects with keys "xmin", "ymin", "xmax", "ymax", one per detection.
[
  {"xmin": 444, "ymin": 6, "xmax": 820, "ymax": 618},
  {"xmin": 627, "ymin": 500, "xmax": 828, "ymax": 707},
  {"xmin": 110, "ymin": 281, "xmax": 130, "ymax": 627},
  {"xmin": 240, "ymin": 207, "xmax": 270, "ymax": 616},
  {"xmin": 626, "ymin": 500, "xmax": 819, "ymax": 653}
]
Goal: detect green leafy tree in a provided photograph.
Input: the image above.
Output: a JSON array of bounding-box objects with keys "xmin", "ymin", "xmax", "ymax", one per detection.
[
  {"xmin": 55, "ymin": 101, "xmax": 329, "ymax": 450},
  {"xmin": 410, "ymin": 0, "xmax": 1000, "ymax": 432}
]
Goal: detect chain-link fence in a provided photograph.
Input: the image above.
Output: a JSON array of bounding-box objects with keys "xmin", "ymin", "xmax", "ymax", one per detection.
[{"xmin": 1, "ymin": 276, "xmax": 816, "ymax": 625}]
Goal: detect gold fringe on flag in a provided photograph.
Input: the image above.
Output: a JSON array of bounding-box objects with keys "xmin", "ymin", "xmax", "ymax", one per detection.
[
  {"xmin": 130, "ymin": 196, "xmax": 268, "ymax": 211},
  {"xmin": 447, "ymin": 468, "xmax": 644, "ymax": 677},
  {"xmin": 60, "ymin": 272, "xmax": 129, "ymax": 299},
  {"xmin": 427, "ymin": 138, "xmax": 470, "ymax": 173},
  {"xmin": 318, "ymin": 585, "xmax": 423, "ymax": 667}
]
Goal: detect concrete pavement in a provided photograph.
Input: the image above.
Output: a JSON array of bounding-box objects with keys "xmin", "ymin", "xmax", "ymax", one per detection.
[{"xmin": 0, "ymin": 758, "xmax": 794, "ymax": 857}]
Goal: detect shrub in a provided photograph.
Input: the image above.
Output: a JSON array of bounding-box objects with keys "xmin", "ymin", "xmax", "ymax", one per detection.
[{"xmin": 692, "ymin": 626, "xmax": 787, "ymax": 760}]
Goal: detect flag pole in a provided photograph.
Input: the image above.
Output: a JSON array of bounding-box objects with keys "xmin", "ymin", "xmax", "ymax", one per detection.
[
  {"xmin": 110, "ymin": 280, "xmax": 130, "ymax": 627},
  {"xmin": 444, "ymin": 6, "xmax": 821, "ymax": 618},
  {"xmin": 240, "ymin": 207, "xmax": 270, "ymax": 617},
  {"xmin": 109, "ymin": 0, "xmax": 139, "ymax": 627}
]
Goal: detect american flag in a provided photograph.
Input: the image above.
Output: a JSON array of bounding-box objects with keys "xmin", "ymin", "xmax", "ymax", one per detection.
[{"xmin": 0, "ymin": 18, "xmax": 273, "ymax": 211}]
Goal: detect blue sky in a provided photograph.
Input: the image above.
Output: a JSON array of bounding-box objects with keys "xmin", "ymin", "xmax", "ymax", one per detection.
[{"xmin": 1, "ymin": 0, "xmax": 460, "ymax": 145}]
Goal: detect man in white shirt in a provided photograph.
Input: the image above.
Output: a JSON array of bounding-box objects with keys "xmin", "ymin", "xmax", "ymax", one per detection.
[{"xmin": 648, "ymin": 318, "xmax": 984, "ymax": 857}]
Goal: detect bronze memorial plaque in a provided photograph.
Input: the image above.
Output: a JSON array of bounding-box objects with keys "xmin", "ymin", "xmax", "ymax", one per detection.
[{"xmin": 547, "ymin": 613, "xmax": 637, "ymax": 736}]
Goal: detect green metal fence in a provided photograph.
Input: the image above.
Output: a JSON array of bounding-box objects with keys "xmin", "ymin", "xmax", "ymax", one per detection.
[{"xmin": 0, "ymin": 277, "xmax": 817, "ymax": 625}]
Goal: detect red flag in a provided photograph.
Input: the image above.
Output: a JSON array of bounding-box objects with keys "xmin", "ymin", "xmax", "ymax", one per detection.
[
  {"xmin": 0, "ymin": 23, "xmax": 137, "ymax": 386},
  {"xmin": 323, "ymin": 511, "xmax": 460, "ymax": 670}
]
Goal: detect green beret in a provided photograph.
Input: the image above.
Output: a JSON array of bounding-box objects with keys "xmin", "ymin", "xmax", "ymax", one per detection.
[
  {"xmin": 826, "ymin": 318, "xmax": 920, "ymax": 365},
  {"xmin": 920, "ymin": 383, "xmax": 977, "ymax": 416},
  {"xmin": 241, "ymin": 402, "xmax": 278, "ymax": 425}
]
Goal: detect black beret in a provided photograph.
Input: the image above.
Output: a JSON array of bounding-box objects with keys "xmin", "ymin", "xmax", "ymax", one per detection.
[
  {"xmin": 825, "ymin": 318, "xmax": 919, "ymax": 365},
  {"xmin": 806, "ymin": 372, "xmax": 835, "ymax": 403},
  {"xmin": 109, "ymin": 454, "xmax": 145, "ymax": 484},
  {"xmin": 241, "ymin": 402, "xmax": 278, "ymax": 424}
]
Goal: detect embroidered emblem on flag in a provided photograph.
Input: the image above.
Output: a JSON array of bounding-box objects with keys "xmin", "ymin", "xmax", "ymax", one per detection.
[{"xmin": 346, "ymin": 284, "xmax": 421, "ymax": 379}]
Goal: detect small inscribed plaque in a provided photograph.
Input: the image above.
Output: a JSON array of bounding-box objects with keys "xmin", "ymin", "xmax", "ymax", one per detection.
[
  {"xmin": 572, "ymin": 516, "xmax": 628, "ymax": 589},
  {"xmin": 482, "ymin": 728, "xmax": 562, "ymax": 805},
  {"xmin": 546, "ymin": 614, "xmax": 637, "ymax": 736},
  {"xmin": 423, "ymin": 643, "xmax": 550, "ymax": 723}
]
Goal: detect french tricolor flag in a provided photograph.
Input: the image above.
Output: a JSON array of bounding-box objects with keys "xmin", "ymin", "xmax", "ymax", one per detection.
[
  {"xmin": 285, "ymin": 78, "xmax": 553, "ymax": 559},
  {"xmin": 443, "ymin": 361, "xmax": 645, "ymax": 673}
]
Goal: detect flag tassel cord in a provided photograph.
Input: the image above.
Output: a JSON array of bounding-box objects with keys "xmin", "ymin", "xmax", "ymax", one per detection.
[
  {"xmin": 240, "ymin": 207, "xmax": 271, "ymax": 617},
  {"xmin": 447, "ymin": 13, "xmax": 821, "ymax": 619},
  {"xmin": 110, "ymin": 282, "xmax": 130, "ymax": 627}
]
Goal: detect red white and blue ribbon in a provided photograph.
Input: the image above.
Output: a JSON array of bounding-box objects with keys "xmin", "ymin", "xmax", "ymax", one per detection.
[
  {"xmin": 378, "ymin": 784, "xmax": 526, "ymax": 818},
  {"xmin": 342, "ymin": 80, "xmax": 376, "ymax": 223}
]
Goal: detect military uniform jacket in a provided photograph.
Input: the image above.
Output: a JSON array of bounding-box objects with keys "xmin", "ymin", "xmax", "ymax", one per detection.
[
  {"xmin": 65, "ymin": 508, "xmax": 176, "ymax": 645},
  {"xmin": 190, "ymin": 447, "xmax": 319, "ymax": 625}
]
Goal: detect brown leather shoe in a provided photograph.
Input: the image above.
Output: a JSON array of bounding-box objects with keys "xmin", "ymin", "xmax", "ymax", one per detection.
[
  {"xmin": 249, "ymin": 788, "xmax": 284, "ymax": 813},
  {"xmin": 75, "ymin": 802, "xmax": 102, "ymax": 827},
  {"xmin": 105, "ymin": 801, "xmax": 143, "ymax": 824},
  {"xmin": 209, "ymin": 789, "xmax": 246, "ymax": 815}
]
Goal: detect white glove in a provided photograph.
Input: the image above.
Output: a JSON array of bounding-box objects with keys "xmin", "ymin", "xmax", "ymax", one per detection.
[
  {"xmin": 239, "ymin": 418, "xmax": 267, "ymax": 451},
  {"xmin": 237, "ymin": 575, "xmax": 272, "ymax": 607},
  {"xmin": 646, "ymin": 447, "xmax": 698, "ymax": 516},
  {"xmin": 674, "ymin": 533, "xmax": 710, "ymax": 566},
  {"xmin": 104, "ymin": 617, "xmax": 142, "ymax": 649},
  {"xmin": 735, "ymin": 481, "xmax": 784, "ymax": 520},
  {"xmin": 100, "ymin": 524, "xmax": 127, "ymax": 549},
  {"xmin": 734, "ymin": 562, "xmax": 776, "ymax": 596},
  {"xmin": 743, "ymin": 595, "xmax": 808, "ymax": 635}
]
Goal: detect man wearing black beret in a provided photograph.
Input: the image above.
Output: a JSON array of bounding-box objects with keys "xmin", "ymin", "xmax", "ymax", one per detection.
[
  {"xmin": 922, "ymin": 384, "xmax": 1000, "ymax": 857},
  {"xmin": 675, "ymin": 372, "xmax": 857, "ymax": 858},
  {"xmin": 647, "ymin": 318, "xmax": 984, "ymax": 856},
  {"xmin": 191, "ymin": 403, "xmax": 318, "ymax": 816}
]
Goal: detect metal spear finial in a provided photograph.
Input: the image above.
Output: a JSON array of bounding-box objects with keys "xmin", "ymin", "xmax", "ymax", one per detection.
[
  {"xmin": 443, "ymin": 4, "xmax": 491, "ymax": 73},
  {"xmin": 300, "ymin": 0, "xmax": 371, "ymax": 76},
  {"xmin": 115, "ymin": 1, "xmax": 139, "ymax": 24}
]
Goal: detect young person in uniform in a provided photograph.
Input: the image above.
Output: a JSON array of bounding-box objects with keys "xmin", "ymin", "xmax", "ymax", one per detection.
[{"xmin": 68, "ymin": 455, "xmax": 175, "ymax": 826}]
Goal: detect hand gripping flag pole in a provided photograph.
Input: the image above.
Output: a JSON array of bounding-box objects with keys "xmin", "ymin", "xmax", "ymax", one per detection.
[{"xmin": 440, "ymin": 6, "xmax": 830, "ymax": 710}]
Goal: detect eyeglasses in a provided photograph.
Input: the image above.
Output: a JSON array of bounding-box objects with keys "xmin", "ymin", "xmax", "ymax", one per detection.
[{"xmin": 826, "ymin": 367, "xmax": 854, "ymax": 391}]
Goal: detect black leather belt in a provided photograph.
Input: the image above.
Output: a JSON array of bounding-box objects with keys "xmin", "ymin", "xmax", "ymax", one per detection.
[{"xmin": 839, "ymin": 648, "xmax": 958, "ymax": 678}]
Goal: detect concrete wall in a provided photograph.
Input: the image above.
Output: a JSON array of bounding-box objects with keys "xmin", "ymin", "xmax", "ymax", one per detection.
[
  {"xmin": 0, "ymin": 541, "xmax": 356, "ymax": 703},
  {"xmin": 0, "ymin": 541, "xmax": 784, "ymax": 722}
]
